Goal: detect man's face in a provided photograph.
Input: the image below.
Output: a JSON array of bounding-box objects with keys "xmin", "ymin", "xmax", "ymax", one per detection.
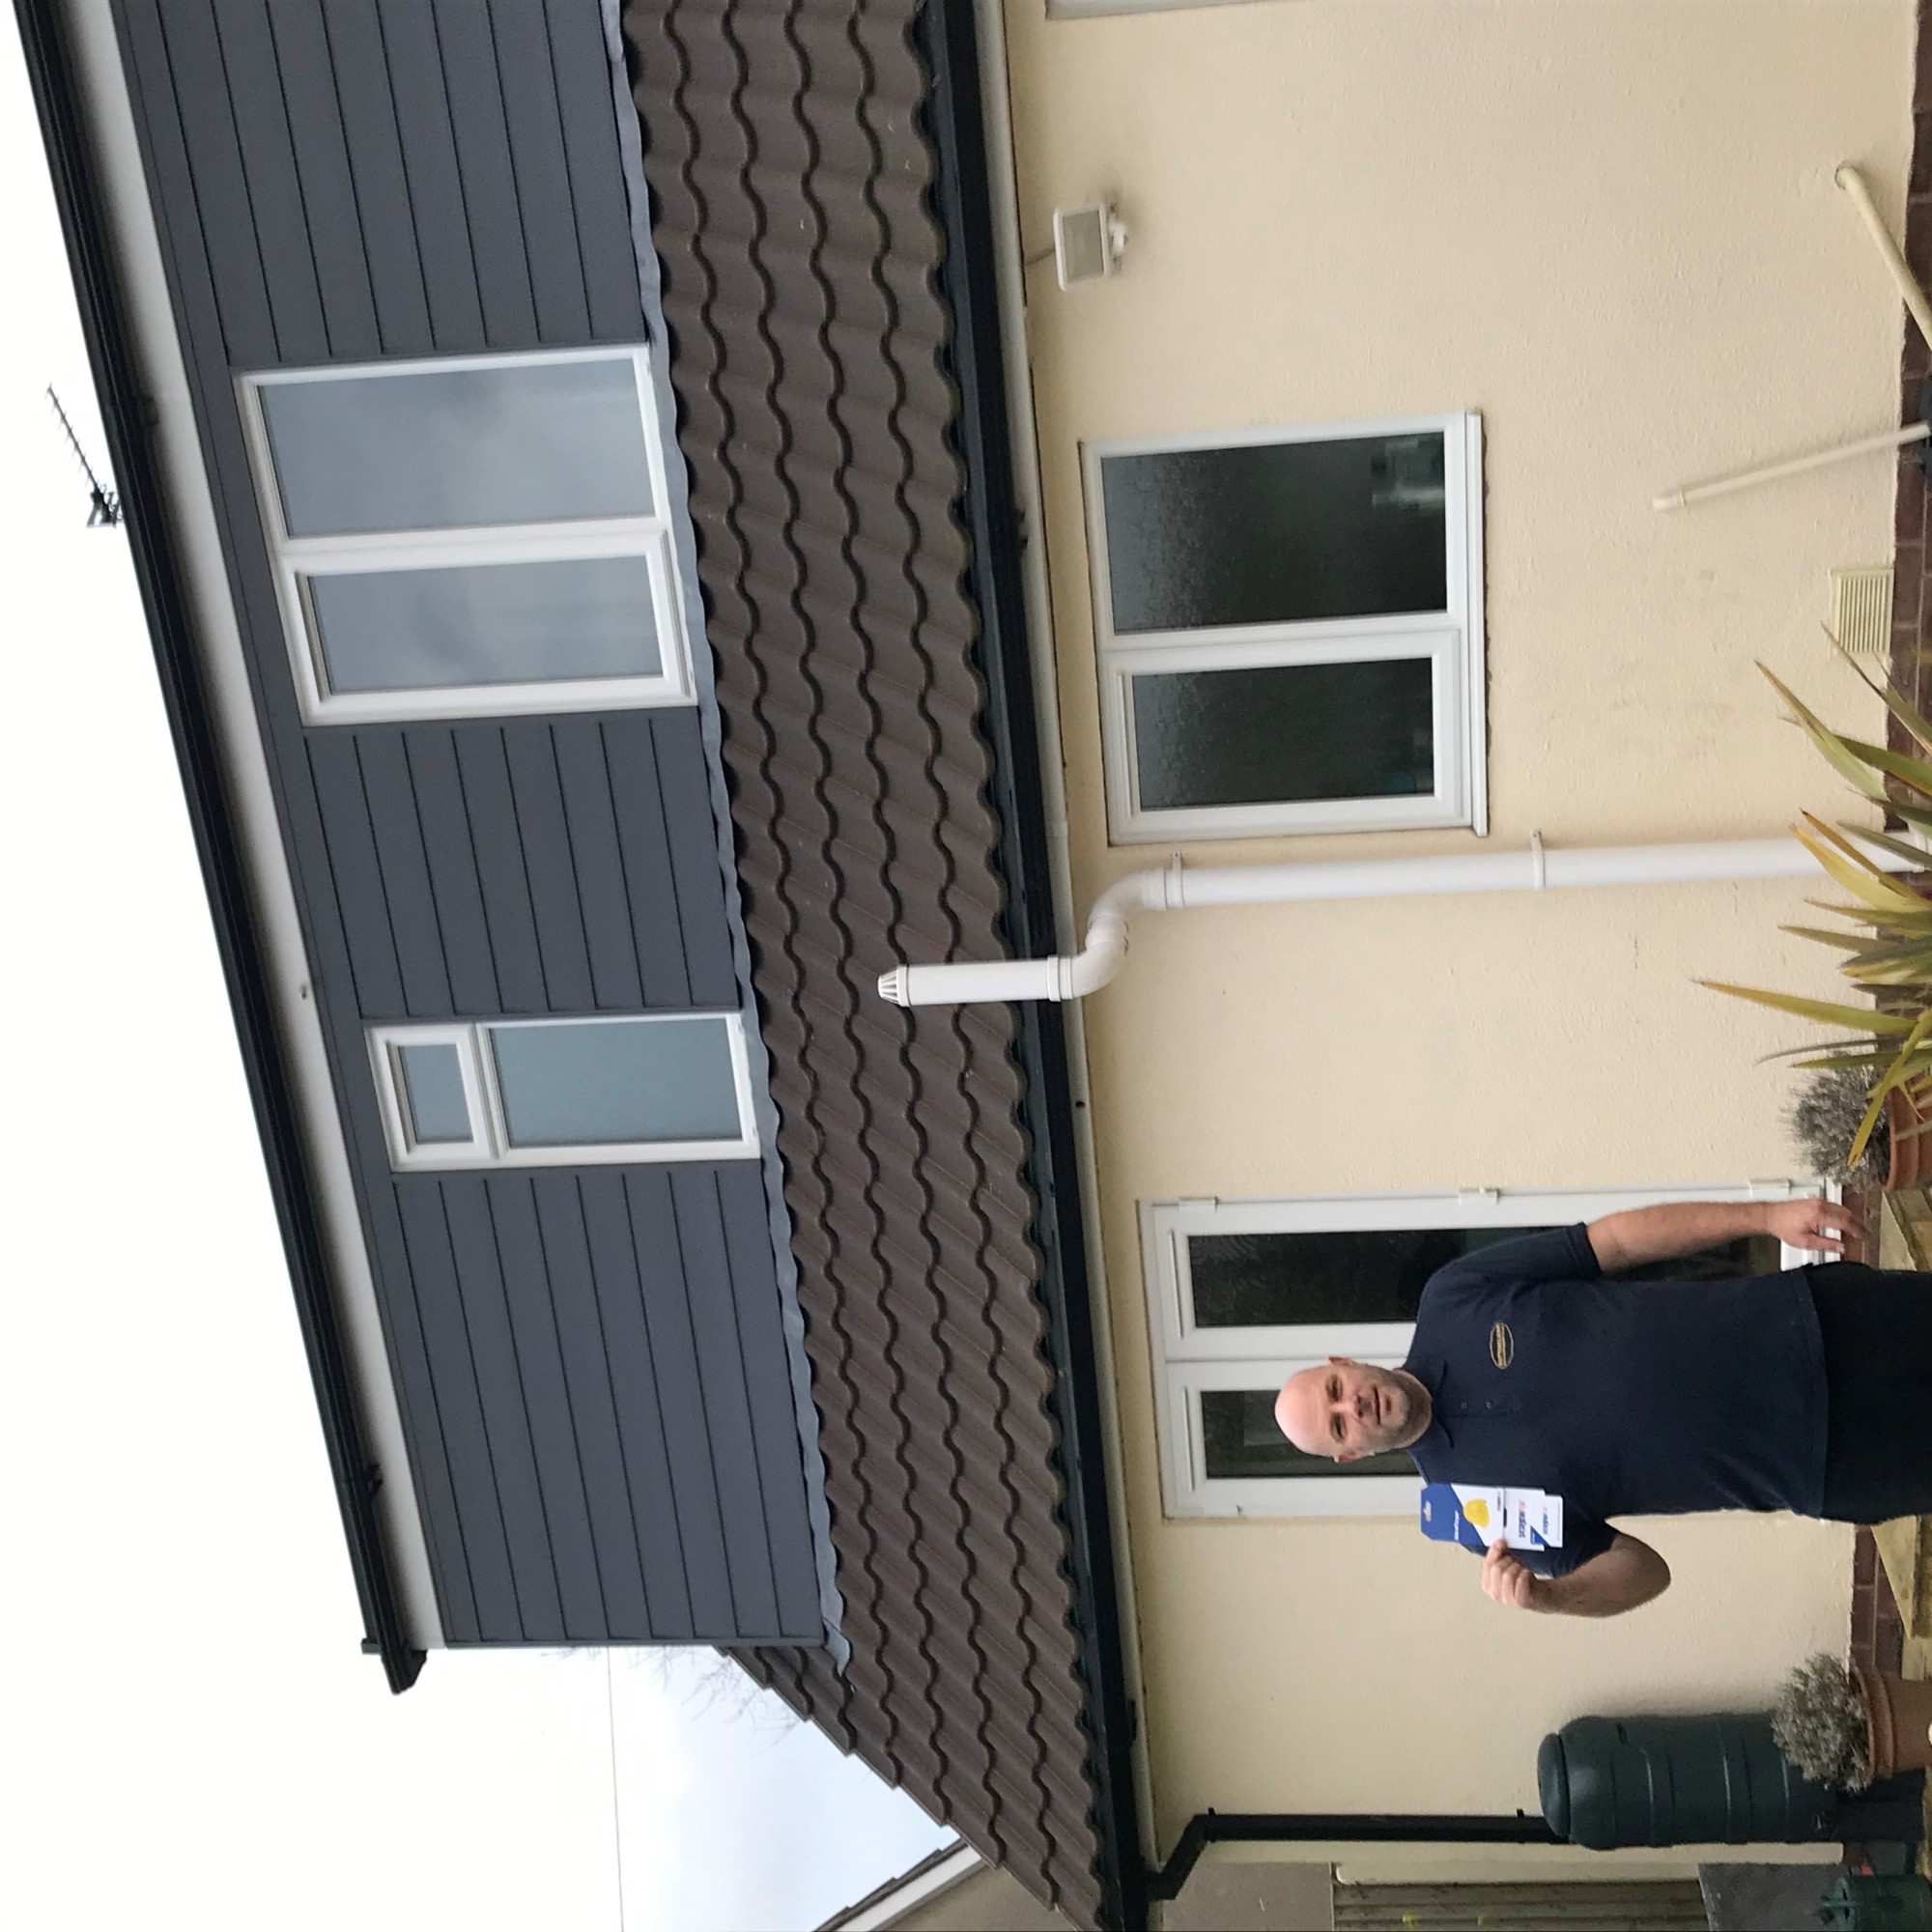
[{"xmin": 1273, "ymin": 1358, "xmax": 1419, "ymax": 1463}]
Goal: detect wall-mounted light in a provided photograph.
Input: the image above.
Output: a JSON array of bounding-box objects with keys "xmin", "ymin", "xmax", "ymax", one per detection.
[{"xmin": 1053, "ymin": 202, "xmax": 1127, "ymax": 289}]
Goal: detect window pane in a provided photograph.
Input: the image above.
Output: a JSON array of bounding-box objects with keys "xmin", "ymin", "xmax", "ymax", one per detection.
[
  {"xmin": 261, "ymin": 359, "xmax": 653, "ymax": 536},
  {"xmin": 397, "ymin": 1043, "xmax": 471, "ymax": 1145},
  {"xmin": 1131, "ymin": 658, "xmax": 1434, "ymax": 811},
  {"xmin": 1188, "ymin": 1227, "xmax": 1784, "ymax": 1330},
  {"xmin": 490, "ymin": 1018, "xmax": 742, "ymax": 1148},
  {"xmin": 308, "ymin": 555, "xmax": 661, "ymax": 694},
  {"xmin": 1201, "ymin": 1389, "xmax": 1414, "ymax": 1480},
  {"xmin": 1100, "ymin": 434, "xmax": 1446, "ymax": 633},
  {"xmin": 1189, "ymin": 1227, "xmax": 1541, "ymax": 1329}
]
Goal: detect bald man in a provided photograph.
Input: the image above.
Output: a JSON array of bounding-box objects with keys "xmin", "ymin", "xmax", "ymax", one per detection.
[{"xmin": 1271, "ymin": 1197, "xmax": 1927, "ymax": 1618}]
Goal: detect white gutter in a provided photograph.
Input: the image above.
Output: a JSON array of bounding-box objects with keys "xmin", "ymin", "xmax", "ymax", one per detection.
[{"xmin": 880, "ymin": 834, "xmax": 1908, "ymax": 1007}]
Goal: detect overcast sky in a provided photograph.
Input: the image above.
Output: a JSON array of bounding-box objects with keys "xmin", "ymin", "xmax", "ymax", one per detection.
[{"xmin": 0, "ymin": 20, "xmax": 952, "ymax": 1930}]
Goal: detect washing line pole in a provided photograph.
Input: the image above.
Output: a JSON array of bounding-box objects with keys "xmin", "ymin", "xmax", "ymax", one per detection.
[
  {"xmin": 876, "ymin": 835, "xmax": 1917, "ymax": 1009},
  {"xmin": 1654, "ymin": 165, "xmax": 1932, "ymax": 512}
]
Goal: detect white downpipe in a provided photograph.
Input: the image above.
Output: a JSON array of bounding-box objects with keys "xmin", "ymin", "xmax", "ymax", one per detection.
[
  {"xmin": 877, "ymin": 835, "xmax": 1916, "ymax": 1008},
  {"xmin": 1652, "ymin": 421, "xmax": 1929, "ymax": 512}
]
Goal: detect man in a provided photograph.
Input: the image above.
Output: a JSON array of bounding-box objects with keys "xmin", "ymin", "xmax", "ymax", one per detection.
[{"xmin": 1271, "ymin": 1197, "xmax": 1921, "ymax": 1618}]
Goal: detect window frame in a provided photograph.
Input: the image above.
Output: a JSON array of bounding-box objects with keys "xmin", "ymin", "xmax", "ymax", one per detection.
[
  {"xmin": 368, "ymin": 1013, "xmax": 759, "ymax": 1171},
  {"xmin": 1142, "ymin": 1179, "xmax": 1824, "ymax": 1520},
  {"xmin": 238, "ymin": 347, "xmax": 692, "ymax": 724},
  {"xmin": 1084, "ymin": 412, "xmax": 1487, "ymax": 843}
]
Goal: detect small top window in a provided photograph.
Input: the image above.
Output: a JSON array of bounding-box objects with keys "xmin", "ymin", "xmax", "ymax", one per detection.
[{"xmin": 241, "ymin": 349, "xmax": 690, "ymax": 724}]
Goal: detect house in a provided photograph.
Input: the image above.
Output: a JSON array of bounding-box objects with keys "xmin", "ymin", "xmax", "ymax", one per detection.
[{"xmin": 17, "ymin": 0, "xmax": 1919, "ymax": 1927}]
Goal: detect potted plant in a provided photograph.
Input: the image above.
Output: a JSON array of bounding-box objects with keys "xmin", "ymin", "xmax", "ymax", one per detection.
[
  {"xmin": 1700, "ymin": 658, "xmax": 1932, "ymax": 1182},
  {"xmin": 1772, "ymin": 1651, "xmax": 1932, "ymax": 1787}
]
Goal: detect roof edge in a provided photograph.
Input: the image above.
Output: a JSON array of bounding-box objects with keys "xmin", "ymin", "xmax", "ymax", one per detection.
[
  {"xmin": 14, "ymin": 0, "xmax": 424, "ymax": 1694},
  {"xmin": 915, "ymin": 2, "xmax": 1145, "ymax": 1922}
]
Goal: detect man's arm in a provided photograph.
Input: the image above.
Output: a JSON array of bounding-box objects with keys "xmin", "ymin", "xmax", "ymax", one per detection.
[
  {"xmin": 1585, "ymin": 1198, "xmax": 1857, "ymax": 1273},
  {"xmin": 1482, "ymin": 1533, "xmax": 1671, "ymax": 1618}
]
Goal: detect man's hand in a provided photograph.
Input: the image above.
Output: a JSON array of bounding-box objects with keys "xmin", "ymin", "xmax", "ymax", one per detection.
[
  {"xmin": 1478, "ymin": 1531, "xmax": 1670, "ymax": 1617},
  {"xmin": 1483, "ymin": 1539, "xmax": 1540, "ymax": 1609},
  {"xmin": 1762, "ymin": 1197, "xmax": 1860, "ymax": 1256}
]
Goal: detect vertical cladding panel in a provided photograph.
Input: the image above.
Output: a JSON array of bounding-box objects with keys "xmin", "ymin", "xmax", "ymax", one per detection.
[
  {"xmin": 480, "ymin": 1177, "xmax": 610, "ymax": 1637},
  {"xmin": 355, "ymin": 731, "xmax": 455, "ymax": 1017},
  {"xmin": 366, "ymin": 0, "xmax": 488, "ymax": 349},
  {"xmin": 529, "ymin": 1175, "xmax": 657, "ymax": 1637},
  {"xmin": 306, "ymin": 734, "xmax": 407, "ymax": 1018},
  {"xmin": 625, "ymin": 1170, "xmax": 738, "ymax": 1634},
  {"xmin": 483, "ymin": 0, "xmax": 592, "ymax": 343},
  {"xmin": 121, "ymin": 0, "xmax": 819, "ymax": 1652},
  {"xmin": 452, "ymin": 728, "xmax": 549, "ymax": 1013},
  {"xmin": 429, "ymin": 0, "xmax": 540, "ymax": 346},
  {"xmin": 550, "ymin": 718, "xmax": 646, "ymax": 1010},
  {"xmin": 649, "ymin": 711, "xmax": 738, "ymax": 1008},
  {"xmin": 501, "ymin": 724, "xmax": 596, "ymax": 1011},
  {"xmin": 203, "ymin": 0, "xmax": 329, "ymax": 362},
  {"xmin": 311, "ymin": 0, "xmax": 436, "ymax": 355},
  {"xmin": 122, "ymin": 0, "xmax": 278, "ymax": 364},
  {"xmin": 250, "ymin": 0, "xmax": 384, "ymax": 361},
  {"xmin": 577, "ymin": 1169, "xmax": 696, "ymax": 1637},
  {"xmin": 392, "ymin": 1180, "xmax": 526, "ymax": 1640},
  {"xmin": 541, "ymin": 0, "xmax": 649, "ymax": 341},
  {"xmin": 400, "ymin": 732, "xmax": 501, "ymax": 1016},
  {"xmin": 440, "ymin": 1174, "xmax": 567, "ymax": 1639},
  {"xmin": 603, "ymin": 717, "xmax": 695, "ymax": 1009},
  {"xmin": 669, "ymin": 1169, "xmax": 782, "ymax": 1637},
  {"xmin": 715, "ymin": 1163, "xmax": 824, "ymax": 1638}
]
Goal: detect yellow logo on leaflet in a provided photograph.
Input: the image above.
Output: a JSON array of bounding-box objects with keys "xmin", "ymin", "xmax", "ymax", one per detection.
[{"xmin": 1490, "ymin": 1321, "xmax": 1516, "ymax": 1369}]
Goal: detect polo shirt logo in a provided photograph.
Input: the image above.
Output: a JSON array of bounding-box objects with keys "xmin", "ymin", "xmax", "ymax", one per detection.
[{"xmin": 1490, "ymin": 1321, "xmax": 1516, "ymax": 1369}]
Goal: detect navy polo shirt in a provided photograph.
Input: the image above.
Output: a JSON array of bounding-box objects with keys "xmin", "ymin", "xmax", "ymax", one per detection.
[{"xmin": 1402, "ymin": 1223, "xmax": 1829, "ymax": 1578}]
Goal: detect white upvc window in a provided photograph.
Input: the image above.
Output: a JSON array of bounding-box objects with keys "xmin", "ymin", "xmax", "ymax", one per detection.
[
  {"xmin": 368, "ymin": 1013, "xmax": 758, "ymax": 1171},
  {"xmin": 1085, "ymin": 413, "xmax": 1486, "ymax": 843},
  {"xmin": 239, "ymin": 348, "xmax": 691, "ymax": 723},
  {"xmin": 1142, "ymin": 1180, "xmax": 1821, "ymax": 1520}
]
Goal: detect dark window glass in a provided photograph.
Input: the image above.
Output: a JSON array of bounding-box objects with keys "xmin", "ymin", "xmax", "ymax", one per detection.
[
  {"xmin": 262, "ymin": 359, "xmax": 653, "ymax": 536},
  {"xmin": 1100, "ymin": 434, "xmax": 1447, "ymax": 634},
  {"xmin": 1189, "ymin": 1226, "xmax": 1785, "ymax": 1329},
  {"xmin": 1201, "ymin": 1389, "xmax": 1415, "ymax": 1480},
  {"xmin": 396, "ymin": 1043, "xmax": 470, "ymax": 1145},
  {"xmin": 491, "ymin": 1018, "xmax": 741, "ymax": 1148},
  {"xmin": 1130, "ymin": 658, "xmax": 1434, "ymax": 811},
  {"xmin": 308, "ymin": 555, "xmax": 660, "ymax": 694}
]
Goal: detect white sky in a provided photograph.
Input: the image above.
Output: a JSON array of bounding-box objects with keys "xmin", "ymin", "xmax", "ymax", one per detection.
[{"xmin": 0, "ymin": 21, "xmax": 952, "ymax": 1930}]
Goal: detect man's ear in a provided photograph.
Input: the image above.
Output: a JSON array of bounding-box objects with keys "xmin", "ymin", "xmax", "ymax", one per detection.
[{"xmin": 1334, "ymin": 1448, "xmax": 1365, "ymax": 1464}]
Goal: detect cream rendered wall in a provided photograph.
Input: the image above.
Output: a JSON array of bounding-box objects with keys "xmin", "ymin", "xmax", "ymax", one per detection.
[{"xmin": 998, "ymin": 0, "xmax": 1916, "ymax": 1849}]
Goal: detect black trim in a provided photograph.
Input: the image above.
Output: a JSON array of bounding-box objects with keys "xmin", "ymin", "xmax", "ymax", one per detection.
[
  {"xmin": 916, "ymin": 4, "xmax": 1142, "ymax": 1924},
  {"xmin": 14, "ymin": 0, "xmax": 424, "ymax": 1693},
  {"xmin": 1148, "ymin": 1813, "xmax": 1561, "ymax": 1905}
]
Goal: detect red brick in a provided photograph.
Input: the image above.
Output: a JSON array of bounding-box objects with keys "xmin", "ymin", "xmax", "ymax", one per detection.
[
  {"xmin": 1898, "ymin": 459, "xmax": 1927, "ymax": 546},
  {"xmin": 1908, "ymin": 199, "xmax": 1932, "ymax": 283},
  {"xmin": 1915, "ymin": 118, "xmax": 1932, "ymax": 197}
]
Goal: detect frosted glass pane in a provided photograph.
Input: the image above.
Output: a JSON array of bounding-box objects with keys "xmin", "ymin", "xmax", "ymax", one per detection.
[
  {"xmin": 261, "ymin": 359, "xmax": 652, "ymax": 536},
  {"xmin": 397, "ymin": 1044, "xmax": 471, "ymax": 1145},
  {"xmin": 1130, "ymin": 658, "xmax": 1434, "ymax": 811},
  {"xmin": 309, "ymin": 555, "xmax": 660, "ymax": 693},
  {"xmin": 491, "ymin": 1019, "xmax": 742, "ymax": 1148},
  {"xmin": 1101, "ymin": 434, "xmax": 1446, "ymax": 633}
]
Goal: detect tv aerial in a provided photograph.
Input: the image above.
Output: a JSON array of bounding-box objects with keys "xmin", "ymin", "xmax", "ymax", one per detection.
[{"xmin": 46, "ymin": 386, "xmax": 122, "ymax": 527}]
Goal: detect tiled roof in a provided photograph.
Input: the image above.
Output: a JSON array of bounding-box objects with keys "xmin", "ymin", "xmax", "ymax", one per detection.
[{"xmin": 620, "ymin": 0, "xmax": 1109, "ymax": 1921}]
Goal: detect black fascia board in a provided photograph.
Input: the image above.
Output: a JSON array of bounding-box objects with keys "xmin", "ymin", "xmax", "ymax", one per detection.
[
  {"xmin": 914, "ymin": 4, "xmax": 1144, "ymax": 1925},
  {"xmin": 13, "ymin": 0, "xmax": 424, "ymax": 1693}
]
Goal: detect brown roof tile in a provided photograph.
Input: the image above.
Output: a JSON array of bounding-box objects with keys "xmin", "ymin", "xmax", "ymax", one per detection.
[{"xmin": 621, "ymin": 0, "xmax": 1107, "ymax": 1920}]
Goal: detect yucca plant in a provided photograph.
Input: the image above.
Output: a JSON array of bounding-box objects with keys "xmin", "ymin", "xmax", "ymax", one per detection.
[{"xmin": 1697, "ymin": 656, "xmax": 1932, "ymax": 1172}]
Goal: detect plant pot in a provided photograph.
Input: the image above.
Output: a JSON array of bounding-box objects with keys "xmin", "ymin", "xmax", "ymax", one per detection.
[
  {"xmin": 1854, "ymin": 1662, "xmax": 1932, "ymax": 1780},
  {"xmin": 1886, "ymin": 1088, "xmax": 1932, "ymax": 1193}
]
